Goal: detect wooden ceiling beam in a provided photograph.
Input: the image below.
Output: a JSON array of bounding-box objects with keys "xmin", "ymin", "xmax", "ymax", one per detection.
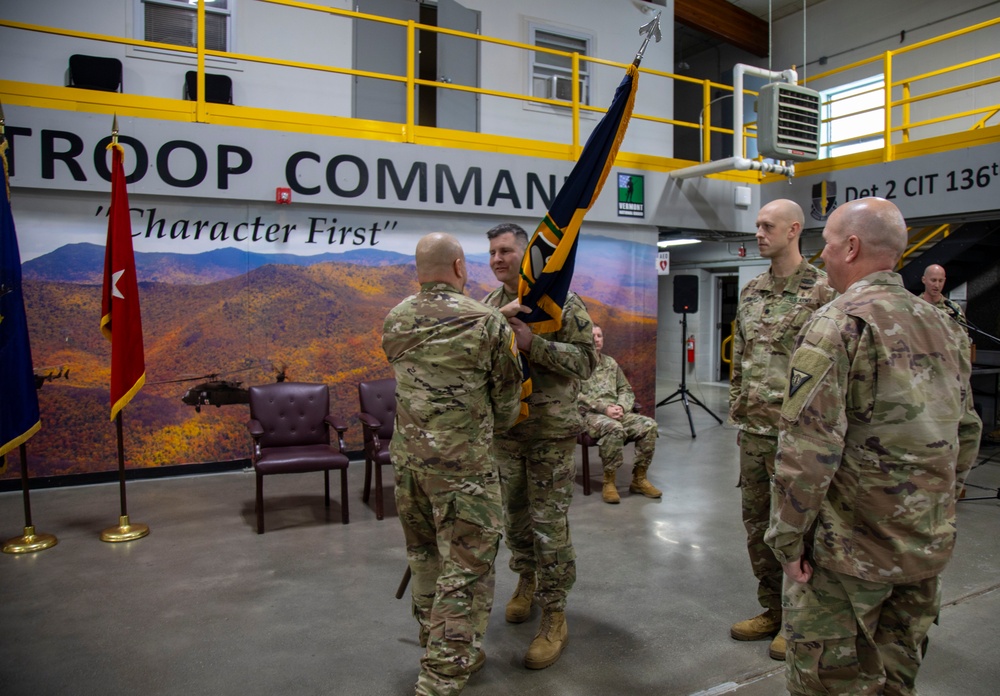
[{"xmin": 674, "ymin": 0, "xmax": 770, "ymax": 57}]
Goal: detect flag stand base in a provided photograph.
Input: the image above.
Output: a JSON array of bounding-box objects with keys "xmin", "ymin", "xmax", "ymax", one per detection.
[
  {"xmin": 100, "ymin": 515, "xmax": 149, "ymax": 543},
  {"xmin": 3, "ymin": 526, "xmax": 58, "ymax": 554}
]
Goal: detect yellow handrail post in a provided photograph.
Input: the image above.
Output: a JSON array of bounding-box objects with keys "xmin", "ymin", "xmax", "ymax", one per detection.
[
  {"xmin": 702, "ymin": 79, "xmax": 711, "ymax": 162},
  {"xmin": 196, "ymin": 0, "xmax": 206, "ymax": 122},
  {"xmin": 883, "ymin": 50, "xmax": 893, "ymax": 162},
  {"xmin": 571, "ymin": 52, "xmax": 581, "ymax": 157},
  {"xmin": 405, "ymin": 20, "xmax": 416, "ymax": 143},
  {"xmin": 902, "ymin": 82, "xmax": 910, "ymax": 143}
]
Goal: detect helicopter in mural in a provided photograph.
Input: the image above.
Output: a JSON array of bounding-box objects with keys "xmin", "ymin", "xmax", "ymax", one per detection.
[
  {"xmin": 155, "ymin": 360, "xmax": 289, "ymax": 412},
  {"xmin": 34, "ymin": 365, "xmax": 70, "ymax": 390}
]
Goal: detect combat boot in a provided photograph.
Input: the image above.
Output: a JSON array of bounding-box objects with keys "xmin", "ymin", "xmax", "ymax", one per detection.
[
  {"xmin": 730, "ymin": 608, "xmax": 781, "ymax": 641},
  {"xmin": 505, "ymin": 573, "xmax": 535, "ymax": 623},
  {"xmin": 768, "ymin": 633, "xmax": 787, "ymax": 661},
  {"xmin": 524, "ymin": 609, "xmax": 568, "ymax": 670},
  {"xmin": 629, "ymin": 466, "xmax": 662, "ymax": 498},
  {"xmin": 602, "ymin": 471, "xmax": 620, "ymax": 504}
]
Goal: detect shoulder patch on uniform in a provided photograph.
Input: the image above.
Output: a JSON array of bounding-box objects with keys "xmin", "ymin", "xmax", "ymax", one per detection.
[
  {"xmin": 788, "ymin": 368, "xmax": 812, "ymax": 397},
  {"xmin": 781, "ymin": 346, "xmax": 835, "ymax": 423}
]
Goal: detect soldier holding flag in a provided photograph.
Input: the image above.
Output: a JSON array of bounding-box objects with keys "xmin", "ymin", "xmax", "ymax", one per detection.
[{"xmin": 484, "ymin": 222, "xmax": 597, "ymax": 670}]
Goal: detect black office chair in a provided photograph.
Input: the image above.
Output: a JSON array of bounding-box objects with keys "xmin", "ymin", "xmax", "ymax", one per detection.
[
  {"xmin": 68, "ymin": 54, "xmax": 123, "ymax": 92},
  {"xmin": 185, "ymin": 71, "xmax": 233, "ymax": 104}
]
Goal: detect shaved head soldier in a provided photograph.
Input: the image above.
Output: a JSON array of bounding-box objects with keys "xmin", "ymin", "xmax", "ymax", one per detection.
[
  {"xmin": 767, "ymin": 198, "xmax": 981, "ymax": 695},
  {"xmin": 729, "ymin": 199, "xmax": 836, "ymax": 661},
  {"xmin": 384, "ymin": 232, "xmax": 523, "ymax": 696}
]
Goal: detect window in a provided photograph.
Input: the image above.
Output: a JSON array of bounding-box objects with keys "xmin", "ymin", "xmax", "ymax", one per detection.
[
  {"xmin": 140, "ymin": 0, "xmax": 231, "ymax": 52},
  {"xmin": 821, "ymin": 75, "xmax": 884, "ymax": 158},
  {"xmin": 530, "ymin": 25, "xmax": 591, "ymax": 106}
]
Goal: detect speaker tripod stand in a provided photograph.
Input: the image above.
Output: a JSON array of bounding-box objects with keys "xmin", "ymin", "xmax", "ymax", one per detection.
[{"xmin": 656, "ymin": 312, "xmax": 723, "ymax": 438}]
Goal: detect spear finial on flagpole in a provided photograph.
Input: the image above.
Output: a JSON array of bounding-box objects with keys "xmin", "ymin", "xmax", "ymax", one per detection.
[
  {"xmin": 634, "ymin": 11, "xmax": 662, "ymax": 67},
  {"xmin": 0, "ymin": 99, "xmax": 6, "ymax": 137},
  {"xmin": 111, "ymin": 113, "xmax": 119, "ymax": 146}
]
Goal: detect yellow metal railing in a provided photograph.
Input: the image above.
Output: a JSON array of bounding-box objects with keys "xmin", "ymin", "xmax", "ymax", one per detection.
[
  {"xmin": 1, "ymin": 3, "xmax": 997, "ymax": 171},
  {"xmin": 801, "ymin": 15, "xmax": 1000, "ymax": 161}
]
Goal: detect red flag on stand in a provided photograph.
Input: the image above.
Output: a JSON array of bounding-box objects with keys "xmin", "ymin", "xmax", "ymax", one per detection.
[{"xmin": 100, "ymin": 143, "xmax": 145, "ymax": 420}]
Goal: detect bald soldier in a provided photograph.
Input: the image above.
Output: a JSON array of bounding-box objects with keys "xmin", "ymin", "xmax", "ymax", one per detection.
[
  {"xmin": 383, "ymin": 233, "xmax": 523, "ymax": 696},
  {"xmin": 728, "ymin": 199, "xmax": 836, "ymax": 661},
  {"xmin": 920, "ymin": 263, "xmax": 967, "ymax": 328},
  {"xmin": 766, "ymin": 198, "xmax": 981, "ymax": 695}
]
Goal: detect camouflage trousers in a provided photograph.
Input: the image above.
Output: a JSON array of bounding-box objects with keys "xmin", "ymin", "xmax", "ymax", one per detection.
[
  {"xmin": 394, "ymin": 466, "xmax": 503, "ymax": 696},
  {"xmin": 782, "ymin": 564, "xmax": 941, "ymax": 696},
  {"xmin": 582, "ymin": 412, "xmax": 658, "ymax": 475},
  {"xmin": 738, "ymin": 431, "xmax": 782, "ymax": 612},
  {"xmin": 494, "ymin": 435, "xmax": 577, "ymax": 612}
]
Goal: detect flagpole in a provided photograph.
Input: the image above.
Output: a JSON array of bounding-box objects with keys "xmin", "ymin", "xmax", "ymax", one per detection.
[
  {"xmin": 99, "ymin": 114, "xmax": 148, "ymax": 543},
  {"xmin": 100, "ymin": 411, "xmax": 148, "ymax": 542},
  {"xmin": 2, "ymin": 444, "xmax": 58, "ymax": 554}
]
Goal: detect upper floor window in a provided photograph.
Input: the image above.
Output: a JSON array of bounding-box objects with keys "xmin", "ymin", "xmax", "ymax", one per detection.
[
  {"xmin": 530, "ymin": 25, "xmax": 591, "ymax": 106},
  {"xmin": 140, "ymin": 0, "xmax": 232, "ymax": 51},
  {"xmin": 821, "ymin": 75, "xmax": 884, "ymax": 157}
]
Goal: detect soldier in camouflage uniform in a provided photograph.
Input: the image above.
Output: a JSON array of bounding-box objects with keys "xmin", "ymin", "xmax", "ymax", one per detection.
[
  {"xmin": 920, "ymin": 263, "xmax": 968, "ymax": 330},
  {"xmin": 729, "ymin": 199, "xmax": 836, "ymax": 661},
  {"xmin": 383, "ymin": 233, "xmax": 523, "ymax": 696},
  {"xmin": 766, "ymin": 198, "xmax": 982, "ymax": 696},
  {"xmin": 578, "ymin": 325, "xmax": 660, "ymax": 504},
  {"xmin": 484, "ymin": 222, "xmax": 598, "ymax": 670}
]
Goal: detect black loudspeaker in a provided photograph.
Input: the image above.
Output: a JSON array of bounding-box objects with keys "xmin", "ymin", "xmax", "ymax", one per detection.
[{"xmin": 673, "ymin": 275, "xmax": 699, "ymax": 313}]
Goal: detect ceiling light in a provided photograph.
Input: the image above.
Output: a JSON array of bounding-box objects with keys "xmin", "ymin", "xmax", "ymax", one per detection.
[{"xmin": 657, "ymin": 238, "xmax": 701, "ymax": 248}]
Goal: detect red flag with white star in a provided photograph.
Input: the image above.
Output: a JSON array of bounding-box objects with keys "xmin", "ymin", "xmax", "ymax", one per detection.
[{"xmin": 100, "ymin": 143, "xmax": 145, "ymax": 420}]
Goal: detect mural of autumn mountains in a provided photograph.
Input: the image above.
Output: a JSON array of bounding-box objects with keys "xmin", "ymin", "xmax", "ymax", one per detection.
[
  {"xmin": 23, "ymin": 234, "xmax": 656, "ymax": 314},
  {"xmin": 13, "ymin": 244, "xmax": 656, "ymax": 479}
]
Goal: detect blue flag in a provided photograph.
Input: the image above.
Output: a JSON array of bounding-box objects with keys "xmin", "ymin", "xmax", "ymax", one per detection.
[
  {"xmin": 518, "ymin": 63, "xmax": 639, "ymax": 332},
  {"xmin": 0, "ymin": 137, "xmax": 41, "ymax": 464}
]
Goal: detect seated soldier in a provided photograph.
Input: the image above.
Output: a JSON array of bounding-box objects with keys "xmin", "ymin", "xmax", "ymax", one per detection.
[{"xmin": 579, "ymin": 325, "xmax": 661, "ymax": 504}]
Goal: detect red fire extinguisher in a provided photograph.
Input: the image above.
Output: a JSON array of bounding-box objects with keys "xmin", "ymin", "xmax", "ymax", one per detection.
[{"xmin": 687, "ymin": 335, "xmax": 695, "ymax": 363}]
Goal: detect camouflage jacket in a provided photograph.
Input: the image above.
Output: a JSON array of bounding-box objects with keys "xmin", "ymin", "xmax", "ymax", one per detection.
[
  {"xmin": 766, "ymin": 271, "xmax": 982, "ymax": 583},
  {"xmin": 383, "ymin": 282, "xmax": 523, "ymax": 476},
  {"xmin": 729, "ymin": 260, "xmax": 835, "ymax": 436},
  {"xmin": 579, "ymin": 353, "xmax": 635, "ymax": 415},
  {"xmin": 483, "ymin": 287, "xmax": 597, "ymax": 439},
  {"xmin": 926, "ymin": 295, "xmax": 968, "ymax": 332}
]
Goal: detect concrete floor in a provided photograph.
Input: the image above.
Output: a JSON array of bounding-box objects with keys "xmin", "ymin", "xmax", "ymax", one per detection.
[{"xmin": 2, "ymin": 383, "xmax": 998, "ymax": 696}]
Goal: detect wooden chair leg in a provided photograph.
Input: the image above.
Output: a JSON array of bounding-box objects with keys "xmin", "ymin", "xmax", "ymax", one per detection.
[
  {"xmin": 375, "ymin": 462, "xmax": 384, "ymax": 520},
  {"xmin": 324, "ymin": 470, "xmax": 331, "ymax": 508},
  {"xmin": 581, "ymin": 445, "xmax": 592, "ymax": 496},
  {"xmin": 256, "ymin": 471, "xmax": 265, "ymax": 534},
  {"xmin": 340, "ymin": 468, "xmax": 350, "ymax": 524},
  {"xmin": 363, "ymin": 457, "xmax": 372, "ymax": 503}
]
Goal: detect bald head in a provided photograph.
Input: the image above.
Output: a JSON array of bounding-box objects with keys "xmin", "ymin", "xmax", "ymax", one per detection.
[
  {"xmin": 755, "ymin": 199, "xmax": 805, "ymax": 273},
  {"xmin": 415, "ymin": 233, "xmax": 467, "ymax": 290},
  {"xmin": 761, "ymin": 199, "xmax": 805, "ymax": 228},
  {"xmin": 921, "ymin": 264, "xmax": 947, "ymax": 302},
  {"xmin": 820, "ymin": 197, "xmax": 907, "ymax": 292}
]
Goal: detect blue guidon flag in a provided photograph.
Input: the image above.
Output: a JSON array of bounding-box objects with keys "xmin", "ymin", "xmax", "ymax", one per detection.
[
  {"xmin": 517, "ymin": 63, "xmax": 639, "ymax": 332},
  {"xmin": 0, "ymin": 135, "xmax": 42, "ymax": 468}
]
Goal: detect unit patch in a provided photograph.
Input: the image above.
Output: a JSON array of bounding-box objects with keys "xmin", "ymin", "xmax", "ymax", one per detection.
[{"xmin": 789, "ymin": 368, "xmax": 812, "ymax": 397}]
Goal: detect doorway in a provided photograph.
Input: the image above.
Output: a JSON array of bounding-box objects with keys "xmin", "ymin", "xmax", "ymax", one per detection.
[{"xmin": 716, "ymin": 274, "xmax": 739, "ymax": 382}]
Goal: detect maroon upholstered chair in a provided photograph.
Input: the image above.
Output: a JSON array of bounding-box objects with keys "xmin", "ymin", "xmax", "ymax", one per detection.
[
  {"xmin": 357, "ymin": 378, "xmax": 396, "ymax": 521},
  {"xmin": 246, "ymin": 382, "xmax": 350, "ymax": 533}
]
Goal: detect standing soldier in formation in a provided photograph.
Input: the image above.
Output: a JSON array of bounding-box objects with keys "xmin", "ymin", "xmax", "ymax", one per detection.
[
  {"xmin": 383, "ymin": 232, "xmax": 523, "ymax": 696},
  {"xmin": 766, "ymin": 198, "xmax": 981, "ymax": 695},
  {"xmin": 728, "ymin": 199, "xmax": 836, "ymax": 660},
  {"xmin": 484, "ymin": 222, "xmax": 598, "ymax": 670},
  {"xmin": 578, "ymin": 324, "xmax": 661, "ymax": 504}
]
